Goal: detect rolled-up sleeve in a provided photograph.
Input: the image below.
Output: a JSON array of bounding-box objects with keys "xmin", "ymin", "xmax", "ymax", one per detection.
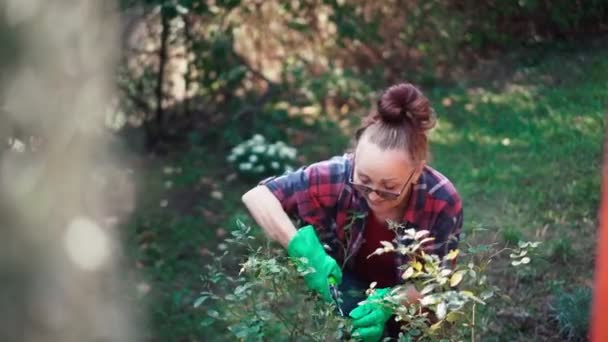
[
  {"xmin": 259, "ymin": 157, "xmax": 347, "ymax": 228},
  {"xmin": 431, "ymin": 196, "xmax": 463, "ymax": 259}
]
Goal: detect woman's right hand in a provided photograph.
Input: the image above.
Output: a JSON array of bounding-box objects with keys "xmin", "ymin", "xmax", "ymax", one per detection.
[{"xmin": 287, "ymin": 225, "xmax": 343, "ymax": 302}]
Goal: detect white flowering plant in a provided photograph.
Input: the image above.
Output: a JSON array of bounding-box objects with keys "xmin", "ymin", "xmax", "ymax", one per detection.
[
  {"xmin": 365, "ymin": 222, "xmax": 542, "ymax": 341},
  {"xmin": 227, "ymin": 134, "xmax": 297, "ymax": 180}
]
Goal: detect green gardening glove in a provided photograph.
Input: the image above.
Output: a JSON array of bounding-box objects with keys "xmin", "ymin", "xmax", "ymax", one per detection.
[
  {"xmin": 287, "ymin": 225, "xmax": 343, "ymax": 302},
  {"xmin": 349, "ymin": 287, "xmax": 393, "ymax": 342}
]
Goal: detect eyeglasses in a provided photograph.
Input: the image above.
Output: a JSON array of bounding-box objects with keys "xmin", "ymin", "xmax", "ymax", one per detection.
[{"xmin": 349, "ymin": 167, "xmax": 416, "ymax": 201}]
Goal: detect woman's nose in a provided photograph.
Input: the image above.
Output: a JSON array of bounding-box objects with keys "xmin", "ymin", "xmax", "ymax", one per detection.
[{"xmin": 367, "ymin": 190, "xmax": 381, "ymax": 202}]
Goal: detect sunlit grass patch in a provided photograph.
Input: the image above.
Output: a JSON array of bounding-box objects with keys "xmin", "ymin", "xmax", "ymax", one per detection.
[{"xmin": 428, "ymin": 46, "xmax": 606, "ymax": 340}]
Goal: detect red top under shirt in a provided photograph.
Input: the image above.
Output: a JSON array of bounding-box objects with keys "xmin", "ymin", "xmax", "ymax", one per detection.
[{"xmin": 353, "ymin": 211, "xmax": 399, "ymax": 288}]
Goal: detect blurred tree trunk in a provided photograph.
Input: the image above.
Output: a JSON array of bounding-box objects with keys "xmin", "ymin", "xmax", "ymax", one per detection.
[
  {"xmin": 182, "ymin": 13, "xmax": 193, "ymax": 119},
  {"xmin": 155, "ymin": 6, "xmax": 169, "ymax": 130},
  {"xmin": 0, "ymin": 1, "xmax": 136, "ymax": 341}
]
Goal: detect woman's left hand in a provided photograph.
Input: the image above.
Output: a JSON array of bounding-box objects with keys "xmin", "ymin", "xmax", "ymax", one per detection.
[{"xmin": 349, "ymin": 288, "xmax": 392, "ymax": 342}]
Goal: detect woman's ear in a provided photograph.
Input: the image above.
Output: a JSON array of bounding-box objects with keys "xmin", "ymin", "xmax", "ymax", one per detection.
[{"xmin": 418, "ymin": 160, "xmax": 427, "ymax": 170}]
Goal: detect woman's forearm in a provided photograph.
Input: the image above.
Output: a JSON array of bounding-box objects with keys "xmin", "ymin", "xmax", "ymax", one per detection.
[{"xmin": 241, "ymin": 185, "xmax": 297, "ymax": 247}]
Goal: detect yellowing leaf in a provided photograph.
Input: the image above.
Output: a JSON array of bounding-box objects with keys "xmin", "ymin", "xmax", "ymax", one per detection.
[
  {"xmin": 412, "ymin": 261, "xmax": 423, "ymax": 272},
  {"xmin": 450, "ymin": 270, "xmax": 466, "ymax": 287},
  {"xmin": 446, "ymin": 311, "xmax": 461, "ymax": 323},
  {"xmin": 419, "ymin": 237, "xmax": 436, "ymax": 245},
  {"xmin": 445, "ymin": 249, "xmax": 459, "ymax": 261},
  {"xmin": 429, "ymin": 321, "xmax": 442, "ymax": 331}
]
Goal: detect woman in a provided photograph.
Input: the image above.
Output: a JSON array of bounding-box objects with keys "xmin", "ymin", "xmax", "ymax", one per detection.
[{"xmin": 241, "ymin": 82, "xmax": 463, "ymax": 341}]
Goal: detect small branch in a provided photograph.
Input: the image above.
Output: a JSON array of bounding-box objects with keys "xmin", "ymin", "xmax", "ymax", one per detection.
[
  {"xmin": 182, "ymin": 12, "xmax": 193, "ymax": 117},
  {"xmin": 155, "ymin": 6, "xmax": 170, "ymax": 128},
  {"xmin": 471, "ymin": 303, "xmax": 476, "ymax": 342},
  {"xmin": 231, "ymin": 50, "xmax": 277, "ymax": 88},
  {"xmin": 118, "ymin": 83, "xmax": 151, "ymax": 113},
  {"xmin": 269, "ymin": 277, "xmax": 319, "ymax": 341}
]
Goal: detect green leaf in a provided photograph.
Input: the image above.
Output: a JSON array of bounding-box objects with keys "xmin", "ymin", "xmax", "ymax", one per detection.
[
  {"xmin": 402, "ymin": 266, "xmax": 414, "ymax": 279},
  {"xmin": 193, "ymin": 295, "xmax": 208, "ymax": 308},
  {"xmin": 436, "ymin": 301, "xmax": 447, "ymax": 320},
  {"xmin": 421, "ymin": 284, "xmax": 436, "ymax": 295},
  {"xmin": 460, "ymin": 291, "xmax": 486, "ymax": 305},
  {"xmin": 207, "ymin": 309, "xmax": 220, "ymax": 318},
  {"xmin": 480, "ymin": 290, "xmax": 494, "ymax": 300},
  {"xmin": 200, "ymin": 316, "xmax": 215, "ymax": 327}
]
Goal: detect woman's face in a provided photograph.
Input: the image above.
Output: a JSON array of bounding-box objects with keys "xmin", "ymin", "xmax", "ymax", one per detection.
[{"xmin": 353, "ymin": 136, "xmax": 421, "ymax": 214}]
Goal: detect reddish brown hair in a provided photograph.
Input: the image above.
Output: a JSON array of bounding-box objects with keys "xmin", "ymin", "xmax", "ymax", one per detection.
[{"xmin": 355, "ymin": 83, "xmax": 436, "ymax": 163}]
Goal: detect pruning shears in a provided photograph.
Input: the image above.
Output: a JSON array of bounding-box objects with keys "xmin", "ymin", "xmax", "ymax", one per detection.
[
  {"xmin": 329, "ymin": 276, "xmax": 353, "ymax": 341},
  {"xmin": 328, "ymin": 275, "xmax": 344, "ymax": 317}
]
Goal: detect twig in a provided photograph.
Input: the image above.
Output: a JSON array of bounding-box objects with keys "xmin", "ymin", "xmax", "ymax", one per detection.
[
  {"xmin": 155, "ymin": 6, "xmax": 170, "ymax": 128},
  {"xmin": 269, "ymin": 277, "xmax": 320, "ymax": 341},
  {"xmin": 471, "ymin": 303, "xmax": 476, "ymax": 342},
  {"xmin": 340, "ymin": 211, "xmax": 366, "ymax": 269},
  {"xmin": 181, "ymin": 12, "xmax": 193, "ymax": 117},
  {"xmin": 117, "ymin": 82, "xmax": 151, "ymax": 113}
]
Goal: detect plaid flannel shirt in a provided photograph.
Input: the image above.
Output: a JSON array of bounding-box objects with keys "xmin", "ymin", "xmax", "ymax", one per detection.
[{"xmin": 260, "ymin": 153, "xmax": 463, "ymax": 283}]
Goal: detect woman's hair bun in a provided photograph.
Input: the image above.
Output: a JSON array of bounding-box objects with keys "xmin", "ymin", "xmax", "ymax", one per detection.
[{"xmin": 377, "ymin": 83, "xmax": 436, "ymax": 131}]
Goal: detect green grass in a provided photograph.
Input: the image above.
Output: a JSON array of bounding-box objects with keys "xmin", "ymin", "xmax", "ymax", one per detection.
[
  {"xmin": 427, "ymin": 45, "xmax": 606, "ymax": 340},
  {"xmin": 123, "ymin": 42, "xmax": 607, "ymax": 341},
  {"xmin": 124, "ymin": 146, "xmax": 255, "ymax": 341},
  {"xmin": 552, "ymin": 286, "xmax": 593, "ymax": 341}
]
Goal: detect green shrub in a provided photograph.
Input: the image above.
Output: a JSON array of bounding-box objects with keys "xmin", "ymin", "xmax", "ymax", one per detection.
[
  {"xmin": 195, "ymin": 220, "xmax": 542, "ymax": 341},
  {"xmin": 194, "ymin": 221, "xmax": 350, "ymax": 341},
  {"xmin": 549, "ymin": 238, "xmax": 575, "ymax": 264},
  {"xmin": 501, "ymin": 227, "xmax": 523, "ymax": 246}
]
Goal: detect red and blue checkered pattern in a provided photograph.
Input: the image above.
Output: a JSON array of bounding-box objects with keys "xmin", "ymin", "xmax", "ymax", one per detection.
[{"xmin": 260, "ymin": 153, "xmax": 463, "ymax": 281}]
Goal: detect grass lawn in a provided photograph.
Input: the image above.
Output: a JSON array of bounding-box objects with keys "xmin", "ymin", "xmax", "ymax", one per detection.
[{"xmin": 123, "ymin": 40, "xmax": 606, "ymax": 341}]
